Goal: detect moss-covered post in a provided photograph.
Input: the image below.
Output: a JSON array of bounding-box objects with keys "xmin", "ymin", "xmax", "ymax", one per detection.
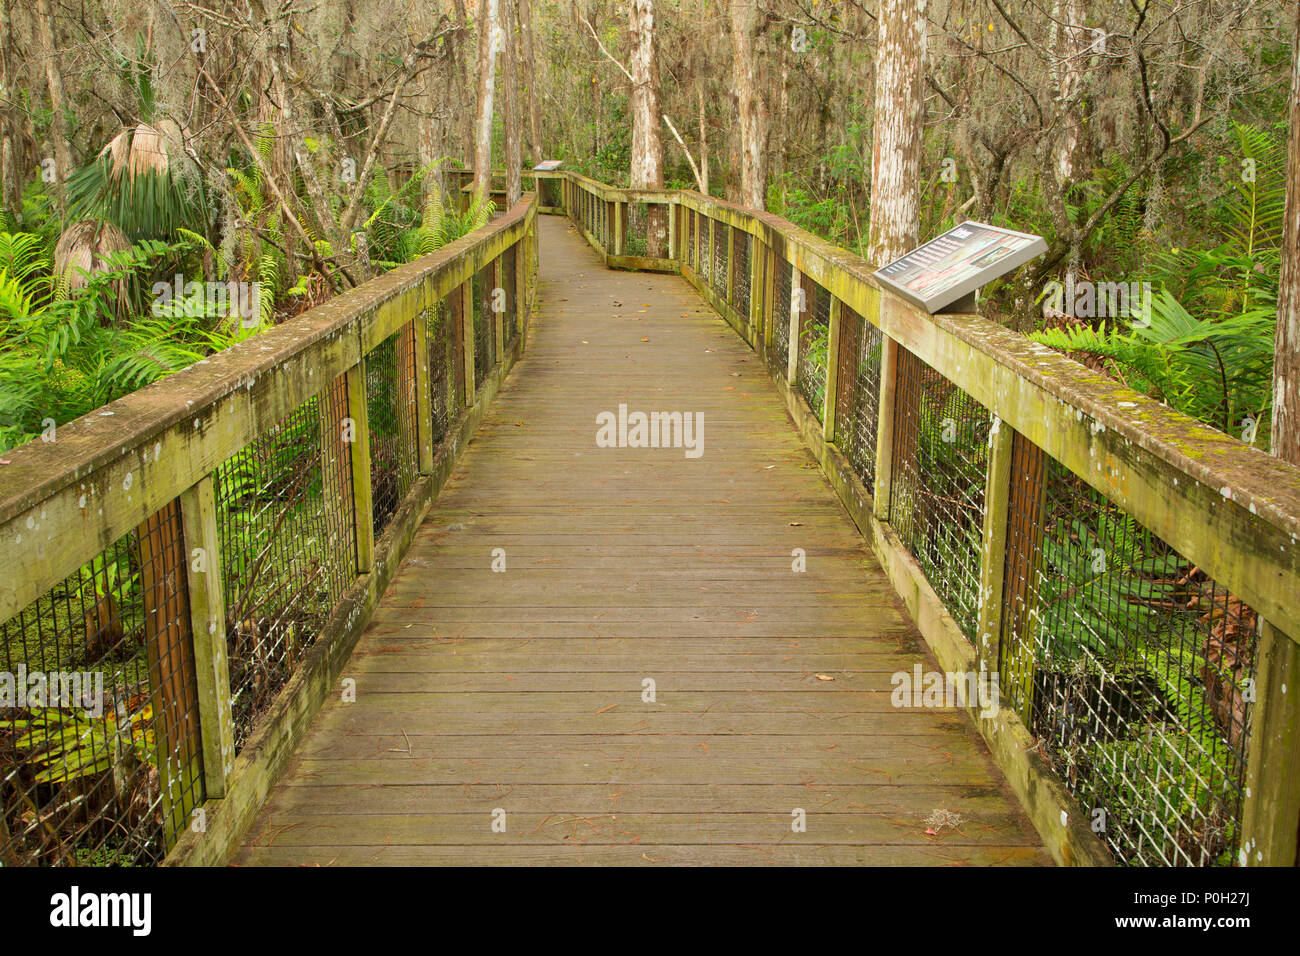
[
  {"xmin": 344, "ymin": 359, "xmax": 375, "ymax": 574},
  {"xmin": 750, "ymin": 236, "xmax": 765, "ymax": 341},
  {"xmin": 872, "ymin": 332, "xmax": 899, "ymax": 521},
  {"xmin": 667, "ymin": 203, "xmax": 676, "ymax": 261},
  {"xmin": 613, "ymin": 199, "xmax": 622, "ymax": 256},
  {"xmin": 974, "ymin": 416, "xmax": 1015, "ymax": 676},
  {"xmin": 1241, "ymin": 622, "xmax": 1300, "ymax": 865},
  {"xmin": 822, "ymin": 297, "xmax": 842, "ymax": 442},
  {"xmin": 179, "ymin": 475, "xmax": 235, "ymax": 798}
]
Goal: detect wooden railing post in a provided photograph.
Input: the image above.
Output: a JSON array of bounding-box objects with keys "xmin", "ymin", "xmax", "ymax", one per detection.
[
  {"xmin": 344, "ymin": 359, "xmax": 375, "ymax": 574},
  {"xmin": 667, "ymin": 203, "xmax": 676, "ymax": 261},
  {"xmin": 179, "ymin": 475, "xmax": 235, "ymax": 798},
  {"xmin": 785, "ymin": 262, "xmax": 800, "ymax": 384},
  {"xmin": 1242, "ymin": 622, "xmax": 1300, "ymax": 865},
  {"xmin": 974, "ymin": 417, "xmax": 1015, "ymax": 676},
  {"xmin": 750, "ymin": 236, "xmax": 765, "ymax": 342},
  {"xmin": 872, "ymin": 333, "xmax": 899, "ymax": 520},
  {"xmin": 413, "ymin": 309, "xmax": 434, "ymax": 475},
  {"xmin": 461, "ymin": 281, "xmax": 476, "ymax": 404},
  {"xmin": 822, "ymin": 296, "xmax": 841, "ymax": 441},
  {"xmin": 612, "ymin": 200, "xmax": 622, "ymax": 256}
]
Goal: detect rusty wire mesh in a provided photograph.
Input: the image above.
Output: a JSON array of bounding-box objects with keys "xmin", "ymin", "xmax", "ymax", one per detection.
[
  {"xmin": 472, "ymin": 268, "xmax": 494, "ymax": 391},
  {"xmin": 732, "ymin": 230, "xmax": 751, "ymax": 319},
  {"xmin": 540, "ymin": 177, "xmax": 561, "ymax": 207},
  {"xmin": 699, "ymin": 215, "xmax": 712, "ymax": 286},
  {"xmin": 366, "ymin": 322, "xmax": 420, "ymax": 536},
  {"xmin": 1, "ymin": 506, "xmax": 204, "ymax": 865},
  {"xmin": 712, "ymin": 222, "xmax": 730, "ymax": 300},
  {"xmin": 999, "ymin": 437, "xmax": 1258, "ymax": 866},
  {"xmin": 216, "ymin": 384, "xmax": 357, "ymax": 752},
  {"xmin": 770, "ymin": 256, "xmax": 791, "ymax": 376},
  {"xmin": 889, "ymin": 347, "xmax": 991, "ymax": 639},
  {"xmin": 502, "ymin": 245, "xmax": 519, "ymax": 345},
  {"xmin": 835, "ymin": 305, "xmax": 884, "ymax": 486},
  {"xmin": 795, "ymin": 276, "xmax": 831, "ymax": 419},
  {"xmin": 427, "ymin": 298, "xmax": 460, "ymax": 448}
]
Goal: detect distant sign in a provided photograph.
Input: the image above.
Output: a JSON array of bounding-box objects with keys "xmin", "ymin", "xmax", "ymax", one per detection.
[
  {"xmin": 873, "ymin": 222, "xmax": 1046, "ymax": 314},
  {"xmin": 532, "ymin": 160, "xmax": 564, "ymax": 171}
]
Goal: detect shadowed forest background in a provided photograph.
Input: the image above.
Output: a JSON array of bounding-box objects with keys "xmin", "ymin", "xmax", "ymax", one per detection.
[{"xmin": 0, "ymin": 0, "xmax": 1295, "ymax": 453}]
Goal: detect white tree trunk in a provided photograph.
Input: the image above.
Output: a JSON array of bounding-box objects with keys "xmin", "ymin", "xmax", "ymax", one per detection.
[
  {"xmin": 472, "ymin": 0, "xmax": 501, "ymax": 202},
  {"xmin": 500, "ymin": 0, "xmax": 521, "ymax": 207},
  {"xmin": 729, "ymin": 0, "xmax": 767, "ymax": 209},
  {"xmin": 629, "ymin": 0, "xmax": 666, "ymax": 255},
  {"xmin": 867, "ymin": 0, "xmax": 927, "ymax": 266},
  {"xmin": 1272, "ymin": 2, "xmax": 1300, "ymax": 464}
]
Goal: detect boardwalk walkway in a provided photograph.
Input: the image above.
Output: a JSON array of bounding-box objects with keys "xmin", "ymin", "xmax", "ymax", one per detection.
[{"xmin": 233, "ymin": 216, "xmax": 1050, "ymax": 865}]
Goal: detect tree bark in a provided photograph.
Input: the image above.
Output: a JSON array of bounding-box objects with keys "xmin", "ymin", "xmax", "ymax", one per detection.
[
  {"xmin": 867, "ymin": 0, "xmax": 927, "ymax": 266},
  {"xmin": 35, "ymin": 0, "xmax": 73, "ymax": 212},
  {"xmin": 472, "ymin": 0, "xmax": 501, "ymax": 203},
  {"xmin": 500, "ymin": 0, "xmax": 521, "ymax": 206},
  {"xmin": 517, "ymin": 0, "xmax": 543, "ymax": 163},
  {"xmin": 1273, "ymin": 1, "xmax": 1300, "ymax": 464},
  {"xmin": 729, "ymin": 0, "xmax": 767, "ymax": 210},
  {"xmin": 629, "ymin": 0, "xmax": 666, "ymax": 255}
]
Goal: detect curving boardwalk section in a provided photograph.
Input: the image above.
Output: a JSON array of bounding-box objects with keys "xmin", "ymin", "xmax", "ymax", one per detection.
[{"xmin": 233, "ymin": 216, "xmax": 1050, "ymax": 866}]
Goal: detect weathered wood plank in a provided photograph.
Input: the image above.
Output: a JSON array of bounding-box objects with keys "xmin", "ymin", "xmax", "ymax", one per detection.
[{"xmin": 235, "ymin": 215, "xmax": 1046, "ymax": 866}]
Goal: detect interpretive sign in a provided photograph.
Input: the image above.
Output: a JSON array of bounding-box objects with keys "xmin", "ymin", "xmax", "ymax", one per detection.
[{"xmin": 873, "ymin": 221, "xmax": 1047, "ymax": 314}]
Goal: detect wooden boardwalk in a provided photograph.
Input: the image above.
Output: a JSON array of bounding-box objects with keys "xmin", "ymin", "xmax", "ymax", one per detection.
[{"xmin": 233, "ymin": 216, "xmax": 1050, "ymax": 866}]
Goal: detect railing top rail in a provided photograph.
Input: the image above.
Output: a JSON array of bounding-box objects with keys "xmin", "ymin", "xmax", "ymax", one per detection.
[
  {"xmin": 558, "ymin": 171, "xmax": 1300, "ymax": 638},
  {"xmin": 0, "ymin": 193, "xmax": 538, "ymax": 621}
]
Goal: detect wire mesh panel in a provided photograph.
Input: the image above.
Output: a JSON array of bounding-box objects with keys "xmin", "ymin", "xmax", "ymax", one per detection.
[
  {"xmin": 1, "ymin": 505, "xmax": 204, "ymax": 865},
  {"xmin": 732, "ymin": 231, "xmax": 751, "ymax": 318},
  {"xmin": 835, "ymin": 305, "xmax": 884, "ymax": 486},
  {"xmin": 366, "ymin": 323, "xmax": 420, "ymax": 537},
  {"xmin": 770, "ymin": 257, "xmax": 791, "ymax": 376},
  {"xmin": 889, "ymin": 347, "xmax": 991, "ymax": 639},
  {"xmin": 540, "ymin": 177, "xmax": 560, "ymax": 207},
  {"xmin": 699, "ymin": 216, "xmax": 712, "ymax": 286},
  {"xmin": 216, "ymin": 387, "xmax": 358, "ymax": 752},
  {"xmin": 999, "ymin": 439, "xmax": 1258, "ymax": 866},
  {"xmin": 472, "ymin": 269, "xmax": 493, "ymax": 391},
  {"xmin": 712, "ymin": 222, "xmax": 730, "ymax": 299},
  {"xmin": 502, "ymin": 245, "xmax": 519, "ymax": 345},
  {"xmin": 427, "ymin": 298, "xmax": 460, "ymax": 448},
  {"xmin": 449, "ymin": 283, "xmax": 466, "ymax": 408},
  {"xmin": 795, "ymin": 276, "xmax": 831, "ymax": 419}
]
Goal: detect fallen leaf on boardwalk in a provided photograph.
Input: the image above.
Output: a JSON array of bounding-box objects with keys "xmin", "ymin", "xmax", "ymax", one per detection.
[
  {"xmin": 641, "ymin": 337, "xmax": 649, "ymax": 342},
  {"xmin": 816, "ymin": 674, "xmax": 834, "ymax": 681},
  {"xmin": 764, "ymin": 465, "xmax": 775, "ymax": 470},
  {"xmin": 515, "ymin": 422, "xmax": 524, "ymax": 427},
  {"xmin": 595, "ymin": 703, "xmax": 619, "ymax": 714},
  {"xmin": 925, "ymin": 828, "xmax": 938, "ymax": 836},
  {"xmin": 789, "ymin": 521, "xmax": 803, "ymax": 526},
  {"xmin": 581, "ymin": 340, "xmax": 589, "ymax": 344}
]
